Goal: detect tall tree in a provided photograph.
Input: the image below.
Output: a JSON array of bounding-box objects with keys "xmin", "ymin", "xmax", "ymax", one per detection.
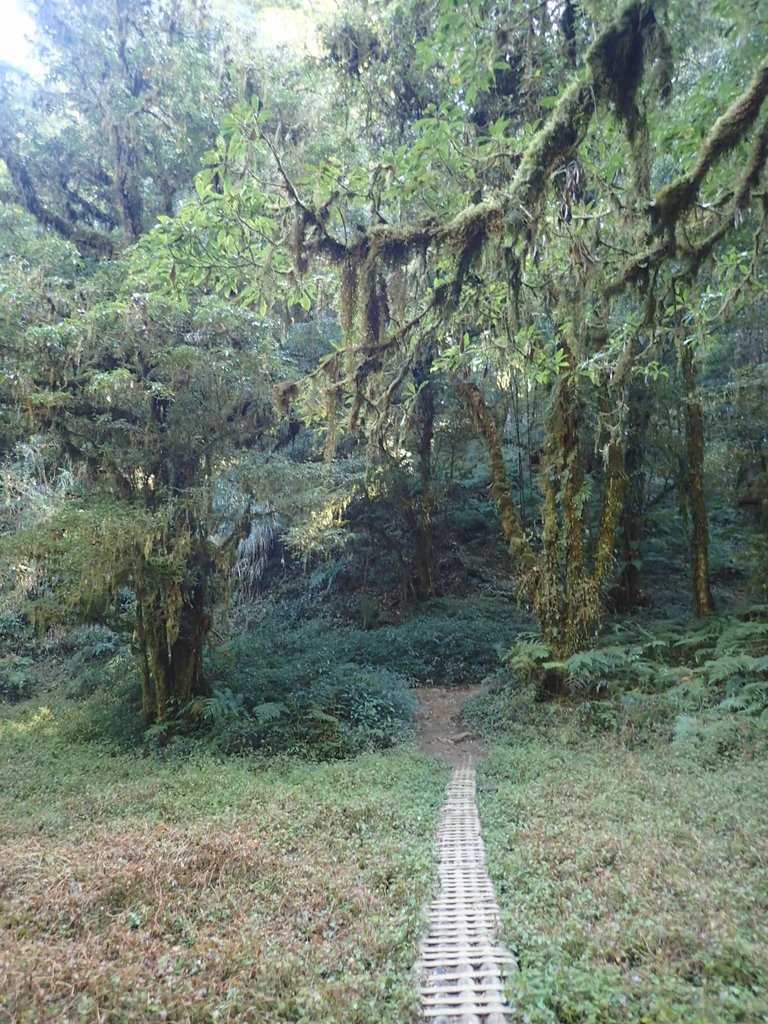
[
  {"xmin": 3, "ymin": 243, "xmax": 281, "ymax": 721},
  {"xmin": 0, "ymin": 0, "xmax": 238, "ymax": 251},
  {"xmin": 157, "ymin": 0, "xmax": 768, "ymax": 655},
  {"xmin": 0, "ymin": 0, "xmax": 285, "ymax": 723}
]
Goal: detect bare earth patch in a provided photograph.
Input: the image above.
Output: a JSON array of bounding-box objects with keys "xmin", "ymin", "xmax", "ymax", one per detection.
[{"xmin": 416, "ymin": 684, "xmax": 488, "ymax": 764}]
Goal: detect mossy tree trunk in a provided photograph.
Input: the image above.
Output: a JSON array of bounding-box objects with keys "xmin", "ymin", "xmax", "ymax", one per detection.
[
  {"xmin": 459, "ymin": 381, "xmax": 535, "ymax": 572},
  {"xmin": 461, "ymin": 368, "xmax": 630, "ymax": 661},
  {"xmin": 548, "ymin": 348, "xmax": 590, "ymax": 656},
  {"xmin": 615, "ymin": 382, "xmax": 651, "ymax": 609},
  {"xmin": 414, "ymin": 366, "xmax": 437, "ymax": 599},
  {"xmin": 134, "ymin": 584, "xmax": 211, "ymax": 725},
  {"xmin": 680, "ymin": 342, "xmax": 715, "ymax": 616}
]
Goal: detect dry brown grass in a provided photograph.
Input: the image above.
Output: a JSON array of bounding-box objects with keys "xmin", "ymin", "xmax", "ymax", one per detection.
[{"xmin": 0, "ymin": 710, "xmax": 445, "ymax": 1023}]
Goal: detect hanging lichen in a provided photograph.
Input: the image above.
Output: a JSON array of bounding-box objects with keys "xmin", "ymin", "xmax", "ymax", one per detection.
[
  {"xmin": 359, "ymin": 259, "xmax": 382, "ymax": 348},
  {"xmin": 272, "ymin": 380, "xmax": 299, "ymax": 416},
  {"xmin": 339, "ymin": 260, "xmax": 358, "ymax": 338}
]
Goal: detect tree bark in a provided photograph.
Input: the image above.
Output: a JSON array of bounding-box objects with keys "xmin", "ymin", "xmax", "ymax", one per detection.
[
  {"xmin": 681, "ymin": 343, "xmax": 715, "ymax": 616},
  {"xmin": 135, "ymin": 586, "xmax": 211, "ymax": 724},
  {"xmin": 414, "ymin": 369, "xmax": 437, "ymax": 599},
  {"xmin": 459, "ymin": 381, "xmax": 534, "ymax": 572},
  {"xmin": 553, "ymin": 366, "xmax": 589, "ymax": 654},
  {"xmin": 615, "ymin": 381, "xmax": 650, "ymax": 608}
]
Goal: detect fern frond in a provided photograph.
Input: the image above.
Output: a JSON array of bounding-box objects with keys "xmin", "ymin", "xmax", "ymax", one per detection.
[
  {"xmin": 702, "ymin": 655, "xmax": 762, "ymax": 685},
  {"xmin": 718, "ymin": 695, "xmax": 749, "ymax": 712},
  {"xmin": 674, "ymin": 618, "xmax": 727, "ymax": 652},
  {"xmin": 714, "ymin": 619, "xmax": 768, "ymax": 657},
  {"xmin": 667, "ymin": 678, "xmax": 710, "ymax": 711},
  {"xmin": 253, "ymin": 700, "xmax": 287, "ymax": 724},
  {"xmin": 504, "ymin": 636, "xmax": 552, "ymax": 670}
]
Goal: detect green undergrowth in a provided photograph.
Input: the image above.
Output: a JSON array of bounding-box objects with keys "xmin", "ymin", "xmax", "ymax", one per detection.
[
  {"xmin": 0, "ymin": 702, "xmax": 447, "ymax": 1024},
  {"xmin": 0, "ymin": 609, "xmax": 41, "ymax": 702},
  {"xmin": 474, "ymin": 604, "xmax": 768, "ymax": 761},
  {"xmin": 478, "ymin": 729, "xmax": 768, "ymax": 1024},
  {"xmin": 202, "ymin": 596, "xmax": 526, "ymax": 756},
  {"xmin": 246, "ymin": 594, "xmax": 527, "ymax": 685},
  {"xmin": 6, "ymin": 596, "xmax": 528, "ymax": 757}
]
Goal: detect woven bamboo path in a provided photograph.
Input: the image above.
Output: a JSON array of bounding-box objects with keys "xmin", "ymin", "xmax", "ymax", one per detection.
[{"xmin": 416, "ymin": 756, "xmax": 517, "ymax": 1023}]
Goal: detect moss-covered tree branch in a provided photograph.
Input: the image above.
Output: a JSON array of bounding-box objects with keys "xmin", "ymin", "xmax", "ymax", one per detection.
[
  {"xmin": 650, "ymin": 56, "xmax": 768, "ymax": 232},
  {"xmin": 459, "ymin": 381, "xmax": 535, "ymax": 575}
]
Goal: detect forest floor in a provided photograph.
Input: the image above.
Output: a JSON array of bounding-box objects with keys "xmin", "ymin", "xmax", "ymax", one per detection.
[
  {"xmin": 415, "ymin": 683, "xmax": 488, "ymax": 764},
  {"xmin": 2, "ymin": 679, "xmax": 767, "ymax": 1023},
  {"xmin": 477, "ymin": 730, "xmax": 768, "ymax": 1024},
  {"xmin": 0, "ymin": 703, "xmax": 447, "ymax": 1024}
]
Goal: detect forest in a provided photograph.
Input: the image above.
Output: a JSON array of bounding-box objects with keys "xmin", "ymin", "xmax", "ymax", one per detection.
[{"xmin": 1, "ymin": 0, "xmax": 767, "ymax": 1021}]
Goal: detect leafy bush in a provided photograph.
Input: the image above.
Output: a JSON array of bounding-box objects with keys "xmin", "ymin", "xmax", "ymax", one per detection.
[
  {"xmin": 60, "ymin": 624, "xmax": 123, "ymax": 663},
  {"xmin": 61, "ymin": 650, "xmax": 145, "ymax": 747},
  {"xmin": 489, "ymin": 605, "xmax": 768, "ymax": 756},
  {"xmin": 0, "ymin": 608, "xmax": 28, "ymax": 644},
  {"xmin": 0, "ymin": 653, "xmax": 38, "ymax": 702},
  {"xmin": 335, "ymin": 597, "xmax": 528, "ymax": 685},
  {"xmin": 58, "ymin": 627, "xmax": 133, "ymax": 703},
  {"xmin": 0, "ymin": 607, "xmax": 39, "ymax": 658},
  {"xmin": 205, "ymin": 644, "xmax": 417, "ymax": 758}
]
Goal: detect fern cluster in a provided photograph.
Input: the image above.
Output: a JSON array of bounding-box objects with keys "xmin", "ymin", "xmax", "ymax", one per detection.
[
  {"xmin": 499, "ymin": 606, "xmax": 768, "ymax": 755},
  {"xmin": 205, "ymin": 640, "xmax": 417, "ymax": 758}
]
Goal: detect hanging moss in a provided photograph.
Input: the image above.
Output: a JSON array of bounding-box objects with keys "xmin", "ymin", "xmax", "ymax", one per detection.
[
  {"xmin": 339, "ymin": 260, "xmax": 358, "ymax": 339},
  {"xmin": 651, "ymin": 57, "xmax": 768, "ymax": 231},
  {"xmin": 272, "ymin": 380, "xmax": 299, "ymax": 415},
  {"xmin": 359, "ymin": 260, "xmax": 381, "ymax": 347},
  {"xmin": 368, "ymin": 222, "xmax": 432, "ymax": 261},
  {"xmin": 586, "ymin": 0, "xmax": 648, "ymax": 128},
  {"xmin": 735, "ymin": 115, "xmax": 768, "ymax": 211}
]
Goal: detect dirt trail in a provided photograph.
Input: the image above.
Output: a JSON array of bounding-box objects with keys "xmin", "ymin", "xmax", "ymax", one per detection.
[{"xmin": 415, "ymin": 684, "xmax": 488, "ymax": 765}]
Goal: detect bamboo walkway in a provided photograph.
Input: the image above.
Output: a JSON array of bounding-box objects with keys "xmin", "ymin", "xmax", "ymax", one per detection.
[{"xmin": 416, "ymin": 757, "xmax": 517, "ymax": 1023}]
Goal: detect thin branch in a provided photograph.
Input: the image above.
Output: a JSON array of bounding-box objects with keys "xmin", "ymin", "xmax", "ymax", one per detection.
[{"xmin": 260, "ymin": 129, "xmax": 351, "ymax": 262}]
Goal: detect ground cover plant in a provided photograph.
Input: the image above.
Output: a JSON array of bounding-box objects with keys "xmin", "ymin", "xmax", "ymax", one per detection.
[
  {"xmin": 477, "ymin": 723, "xmax": 768, "ymax": 1024},
  {"xmin": 198, "ymin": 596, "xmax": 528, "ymax": 755},
  {"xmin": 1, "ymin": 0, "xmax": 767, "ymax": 1019},
  {"xmin": 483, "ymin": 600, "xmax": 768, "ymax": 757},
  {"xmin": 0, "ymin": 702, "xmax": 447, "ymax": 1024}
]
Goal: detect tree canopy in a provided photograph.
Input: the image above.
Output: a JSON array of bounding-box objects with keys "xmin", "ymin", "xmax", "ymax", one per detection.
[{"xmin": 1, "ymin": 0, "xmax": 767, "ymax": 719}]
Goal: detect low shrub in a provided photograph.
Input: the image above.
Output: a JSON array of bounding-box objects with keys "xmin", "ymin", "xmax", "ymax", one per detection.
[
  {"xmin": 61, "ymin": 650, "xmax": 145, "ymax": 748},
  {"xmin": 336, "ymin": 597, "xmax": 529, "ymax": 685},
  {"xmin": 0, "ymin": 653, "xmax": 39, "ymax": 702},
  {"xmin": 481, "ymin": 605, "xmax": 768, "ymax": 757},
  {"xmin": 207, "ymin": 630, "xmax": 418, "ymax": 757},
  {"xmin": 0, "ymin": 608, "xmax": 30, "ymax": 648},
  {"xmin": 60, "ymin": 623, "xmax": 123, "ymax": 663}
]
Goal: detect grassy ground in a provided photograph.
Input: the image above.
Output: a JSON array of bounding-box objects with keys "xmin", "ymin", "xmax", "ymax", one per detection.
[
  {"xmin": 4, "ymin": 672, "xmax": 767, "ymax": 1024},
  {"xmin": 478, "ymin": 722, "xmax": 768, "ymax": 1024},
  {"xmin": 0, "ymin": 703, "xmax": 447, "ymax": 1024}
]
